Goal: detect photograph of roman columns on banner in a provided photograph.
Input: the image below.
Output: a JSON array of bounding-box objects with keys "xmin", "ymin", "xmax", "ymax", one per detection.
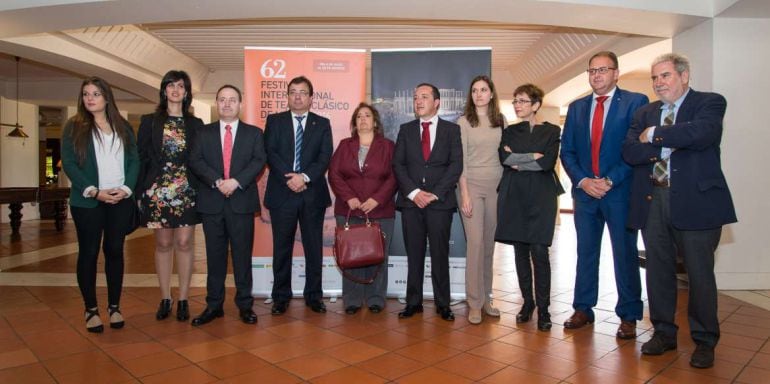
[
  {"xmin": 243, "ymin": 47, "xmax": 366, "ymax": 297},
  {"xmin": 371, "ymin": 47, "xmax": 492, "ymax": 301}
]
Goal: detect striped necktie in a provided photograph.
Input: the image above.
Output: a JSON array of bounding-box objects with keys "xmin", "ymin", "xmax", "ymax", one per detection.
[
  {"xmin": 652, "ymin": 105, "xmax": 675, "ymax": 183},
  {"xmin": 294, "ymin": 115, "xmax": 304, "ymax": 172}
]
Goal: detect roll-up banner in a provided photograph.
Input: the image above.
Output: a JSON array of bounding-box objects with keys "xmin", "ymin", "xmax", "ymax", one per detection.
[
  {"xmin": 371, "ymin": 47, "xmax": 492, "ymax": 300},
  {"xmin": 243, "ymin": 47, "xmax": 366, "ymax": 297}
]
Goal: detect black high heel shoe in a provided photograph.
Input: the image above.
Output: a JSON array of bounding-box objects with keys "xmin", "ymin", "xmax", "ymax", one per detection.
[
  {"xmin": 176, "ymin": 300, "xmax": 189, "ymax": 321},
  {"xmin": 108, "ymin": 305, "xmax": 124, "ymax": 329},
  {"xmin": 85, "ymin": 307, "xmax": 104, "ymax": 333},
  {"xmin": 516, "ymin": 302, "xmax": 536, "ymax": 323},
  {"xmin": 156, "ymin": 299, "xmax": 172, "ymax": 320},
  {"xmin": 537, "ymin": 311, "xmax": 552, "ymax": 331}
]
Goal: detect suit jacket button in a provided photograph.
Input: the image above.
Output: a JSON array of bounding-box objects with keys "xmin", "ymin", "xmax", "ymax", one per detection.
[{"xmin": 646, "ymin": 195, "xmax": 652, "ymax": 201}]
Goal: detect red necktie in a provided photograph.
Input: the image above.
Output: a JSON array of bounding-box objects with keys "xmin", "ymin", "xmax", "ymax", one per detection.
[
  {"xmin": 591, "ymin": 96, "xmax": 608, "ymax": 176},
  {"xmin": 421, "ymin": 121, "xmax": 431, "ymax": 161},
  {"xmin": 223, "ymin": 124, "xmax": 233, "ymax": 179}
]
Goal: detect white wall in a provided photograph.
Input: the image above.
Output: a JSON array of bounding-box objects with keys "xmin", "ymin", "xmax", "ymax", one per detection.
[
  {"xmin": 674, "ymin": 17, "xmax": 770, "ymax": 289},
  {"xmin": 1, "ymin": 96, "xmax": 40, "ymax": 222}
]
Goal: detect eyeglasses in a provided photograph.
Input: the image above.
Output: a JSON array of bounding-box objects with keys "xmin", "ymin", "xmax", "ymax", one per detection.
[
  {"xmin": 512, "ymin": 99, "xmax": 532, "ymax": 105},
  {"xmin": 586, "ymin": 67, "xmax": 616, "ymax": 75},
  {"xmin": 288, "ymin": 90, "xmax": 310, "ymax": 97}
]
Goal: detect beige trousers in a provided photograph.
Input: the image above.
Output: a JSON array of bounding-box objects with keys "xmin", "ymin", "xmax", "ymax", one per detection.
[{"xmin": 460, "ymin": 175, "xmax": 498, "ymax": 310}]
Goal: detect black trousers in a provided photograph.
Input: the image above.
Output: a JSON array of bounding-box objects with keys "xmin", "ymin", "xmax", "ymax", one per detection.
[
  {"xmin": 643, "ymin": 187, "xmax": 722, "ymax": 347},
  {"xmin": 269, "ymin": 196, "xmax": 326, "ymax": 303},
  {"xmin": 401, "ymin": 207, "xmax": 453, "ymax": 307},
  {"xmin": 513, "ymin": 242, "xmax": 551, "ymax": 312},
  {"xmin": 201, "ymin": 202, "xmax": 255, "ymax": 311},
  {"xmin": 71, "ymin": 199, "xmax": 133, "ymax": 309}
]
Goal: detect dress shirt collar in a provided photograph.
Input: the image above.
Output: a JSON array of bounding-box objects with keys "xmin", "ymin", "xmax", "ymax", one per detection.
[{"xmin": 592, "ymin": 86, "xmax": 617, "ymax": 103}]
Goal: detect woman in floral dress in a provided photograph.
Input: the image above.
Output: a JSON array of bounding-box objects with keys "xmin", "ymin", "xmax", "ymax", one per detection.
[{"xmin": 137, "ymin": 70, "xmax": 204, "ymax": 321}]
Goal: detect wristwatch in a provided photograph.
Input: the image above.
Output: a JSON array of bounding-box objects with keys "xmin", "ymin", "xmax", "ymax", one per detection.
[{"xmin": 604, "ymin": 177, "xmax": 613, "ymax": 188}]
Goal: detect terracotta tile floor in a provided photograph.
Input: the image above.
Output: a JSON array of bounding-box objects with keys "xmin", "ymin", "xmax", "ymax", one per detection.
[{"xmin": 1, "ymin": 217, "xmax": 770, "ymax": 383}]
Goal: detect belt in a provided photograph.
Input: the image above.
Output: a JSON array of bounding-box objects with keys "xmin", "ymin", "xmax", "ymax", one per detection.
[{"xmin": 652, "ymin": 179, "xmax": 670, "ymax": 188}]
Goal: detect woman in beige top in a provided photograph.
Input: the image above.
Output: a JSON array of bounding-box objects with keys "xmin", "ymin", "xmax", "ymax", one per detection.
[{"xmin": 457, "ymin": 75, "xmax": 506, "ymax": 324}]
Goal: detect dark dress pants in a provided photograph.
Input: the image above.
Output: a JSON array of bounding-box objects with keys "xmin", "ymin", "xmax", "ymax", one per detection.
[
  {"xmin": 201, "ymin": 202, "xmax": 255, "ymax": 311},
  {"xmin": 572, "ymin": 197, "xmax": 643, "ymax": 321},
  {"xmin": 643, "ymin": 187, "xmax": 722, "ymax": 347},
  {"xmin": 513, "ymin": 242, "xmax": 551, "ymax": 311},
  {"xmin": 270, "ymin": 195, "xmax": 326, "ymax": 303},
  {"xmin": 71, "ymin": 198, "xmax": 133, "ymax": 309},
  {"xmin": 401, "ymin": 207, "xmax": 453, "ymax": 308}
]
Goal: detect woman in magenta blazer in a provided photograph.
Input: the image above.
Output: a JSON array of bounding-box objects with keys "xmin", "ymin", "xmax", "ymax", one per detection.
[{"xmin": 328, "ymin": 102, "xmax": 397, "ymax": 315}]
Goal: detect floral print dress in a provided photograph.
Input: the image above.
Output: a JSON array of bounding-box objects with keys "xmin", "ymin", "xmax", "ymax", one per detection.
[{"xmin": 142, "ymin": 117, "xmax": 198, "ymax": 228}]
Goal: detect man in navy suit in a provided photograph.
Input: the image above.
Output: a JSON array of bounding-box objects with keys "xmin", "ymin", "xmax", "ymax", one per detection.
[
  {"xmin": 561, "ymin": 51, "xmax": 649, "ymax": 338},
  {"xmin": 189, "ymin": 84, "xmax": 266, "ymax": 326},
  {"xmin": 392, "ymin": 83, "xmax": 463, "ymax": 321},
  {"xmin": 623, "ymin": 53, "xmax": 736, "ymax": 368},
  {"xmin": 264, "ymin": 76, "xmax": 333, "ymax": 315}
]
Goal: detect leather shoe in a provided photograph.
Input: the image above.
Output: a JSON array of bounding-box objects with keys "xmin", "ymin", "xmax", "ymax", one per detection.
[
  {"xmin": 616, "ymin": 320, "xmax": 637, "ymax": 339},
  {"xmin": 191, "ymin": 308, "xmax": 224, "ymax": 326},
  {"xmin": 176, "ymin": 300, "xmax": 189, "ymax": 322},
  {"xmin": 306, "ymin": 300, "xmax": 327, "ymax": 313},
  {"xmin": 537, "ymin": 311, "xmax": 552, "ymax": 331},
  {"xmin": 345, "ymin": 306, "xmax": 360, "ymax": 315},
  {"xmin": 563, "ymin": 310, "xmax": 594, "ymax": 329},
  {"xmin": 239, "ymin": 309, "xmax": 258, "ymax": 324},
  {"xmin": 483, "ymin": 301, "xmax": 500, "ymax": 317},
  {"xmin": 368, "ymin": 305, "xmax": 382, "ymax": 313},
  {"xmin": 156, "ymin": 299, "xmax": 172, "ymax": 320},
  {"xmin": 271, "ymin": 301, "xmax": 289, "ymax": 315},
  {"xmin": 398, "ymin": 305, "xmax": 423, "ymax": 318},
  {"xmin": 516, "ymin": 303, "xmax": 535, "ymax": 323},
  {"xmin": 468, "ymin": 308, "xmax": 482, "ymax": 325},
  {"xmin": 690, "ymin": 344, "xmax": 715, "ymax": 368},
  {"xmin": 436, "ymin": 306, "xmax": 455, "ymax": 321},
  {"xmin": 641, "ymin": 332, "xmax": 677, "ymax": 355}
]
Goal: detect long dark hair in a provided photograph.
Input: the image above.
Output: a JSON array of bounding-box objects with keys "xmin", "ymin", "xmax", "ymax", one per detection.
[
  {"xmin": 156, "ymin": 70, "xmax": 194, "ymax": 116},
  {"xmin": 69, "ymin": 76, "xmax": 133, "ymax": 165},
  {"xmin": 462, "ymin": 75, "xmax": 504, "ymax": 128},
  {"xmin": 349, "ymin": 102, "xmax": 384, "ymax": 137}
]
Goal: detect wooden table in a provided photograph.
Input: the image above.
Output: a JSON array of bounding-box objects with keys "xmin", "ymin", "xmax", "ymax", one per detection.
[{"xmin": 0, "ymin": 187, "xmax": 70, "ymax": 237}]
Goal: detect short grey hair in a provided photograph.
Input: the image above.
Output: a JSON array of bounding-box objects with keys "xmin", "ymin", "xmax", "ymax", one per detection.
[{"xmin": 652, "ymin": 53, "xmax": 690, "ymax": 75}]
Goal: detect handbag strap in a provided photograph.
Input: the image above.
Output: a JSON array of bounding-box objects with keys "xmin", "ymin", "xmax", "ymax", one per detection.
[
  {"xmin": 345, "ymin": 209, "xmax": 371, "ymax": 229},
  {"xmin": 334, "ymin": 213, "xmax": 382, "ymax": 285}
]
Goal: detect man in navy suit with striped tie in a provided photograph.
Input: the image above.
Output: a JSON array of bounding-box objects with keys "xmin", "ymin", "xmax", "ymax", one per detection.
[{"xmin": 264, "ymin": 76, "xmax": 333, "ymax": 315}]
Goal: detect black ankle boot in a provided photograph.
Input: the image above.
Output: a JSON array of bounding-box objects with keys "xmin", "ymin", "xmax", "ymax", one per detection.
[
  {"xmin": 516, "ymin": 302, "xmax": 535, "ymax": 323},
  {"xmin": 537, "ymin": 311, "xmax": 552, "ymax": 331},
  {"xmin": 176, "ymin": 300, "xmax": 189, "ymax": 321},
  {"xmin": 156, "ymin": 299, "xmax": 172, "ymax": 320}
]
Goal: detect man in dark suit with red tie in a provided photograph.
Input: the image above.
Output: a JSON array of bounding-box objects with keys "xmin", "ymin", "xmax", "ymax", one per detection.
[
  {"xmin": 188, "ymin": 84, "xmax": 266, "ymax": 326},
  {"xmin": 392, "ymin": 83, "xmax": 463, "ymax": 321},
  {"xmin": 264, "ymin": 76, "xmax": 333, "ymax": 315},
  {"xmin": 560, "ymin": 51, "xmax": 649, "ymax": 338},
  {"xmin": 623, "ymin": 53, "xmax": 736, "ymax": 368}
]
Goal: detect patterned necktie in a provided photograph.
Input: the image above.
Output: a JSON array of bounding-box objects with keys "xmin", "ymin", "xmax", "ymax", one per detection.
[
  {"xmin": 652, "ymin": 105, "xmax": 676, "ymax": 183},
  {"xmin": 590, "ymin": 96, "xmax": 608, "ymax": 176},
  {"xmin": 421, "ymin": 121, "xmax": 431, "ymax": 161},
  {"xmin": 223, "ymin": 124, "xmax": 233, "ymax": 179},
  {"xmin": 294, "ymin": 115, "xmax": 304, "ymax": 172}
]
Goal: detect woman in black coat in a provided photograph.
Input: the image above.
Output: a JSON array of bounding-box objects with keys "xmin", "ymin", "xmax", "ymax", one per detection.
[
  {"xmin": 137, "ymin": 70, "xmax": 204, "ymax": 321},
  {"xmin": 495, "ymin": 83, "xmax": 563, "ymax": 331}
]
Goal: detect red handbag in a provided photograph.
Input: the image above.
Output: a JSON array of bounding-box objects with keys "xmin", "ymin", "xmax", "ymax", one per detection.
[{"xmin": 333, "ymin": 211, "xmax": 386, "ymax": 284}]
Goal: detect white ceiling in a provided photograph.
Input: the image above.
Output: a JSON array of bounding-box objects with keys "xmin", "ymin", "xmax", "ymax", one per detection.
[{"xmin": 2, "ymin": 0, "xmax": 759, "ymax": 113}]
